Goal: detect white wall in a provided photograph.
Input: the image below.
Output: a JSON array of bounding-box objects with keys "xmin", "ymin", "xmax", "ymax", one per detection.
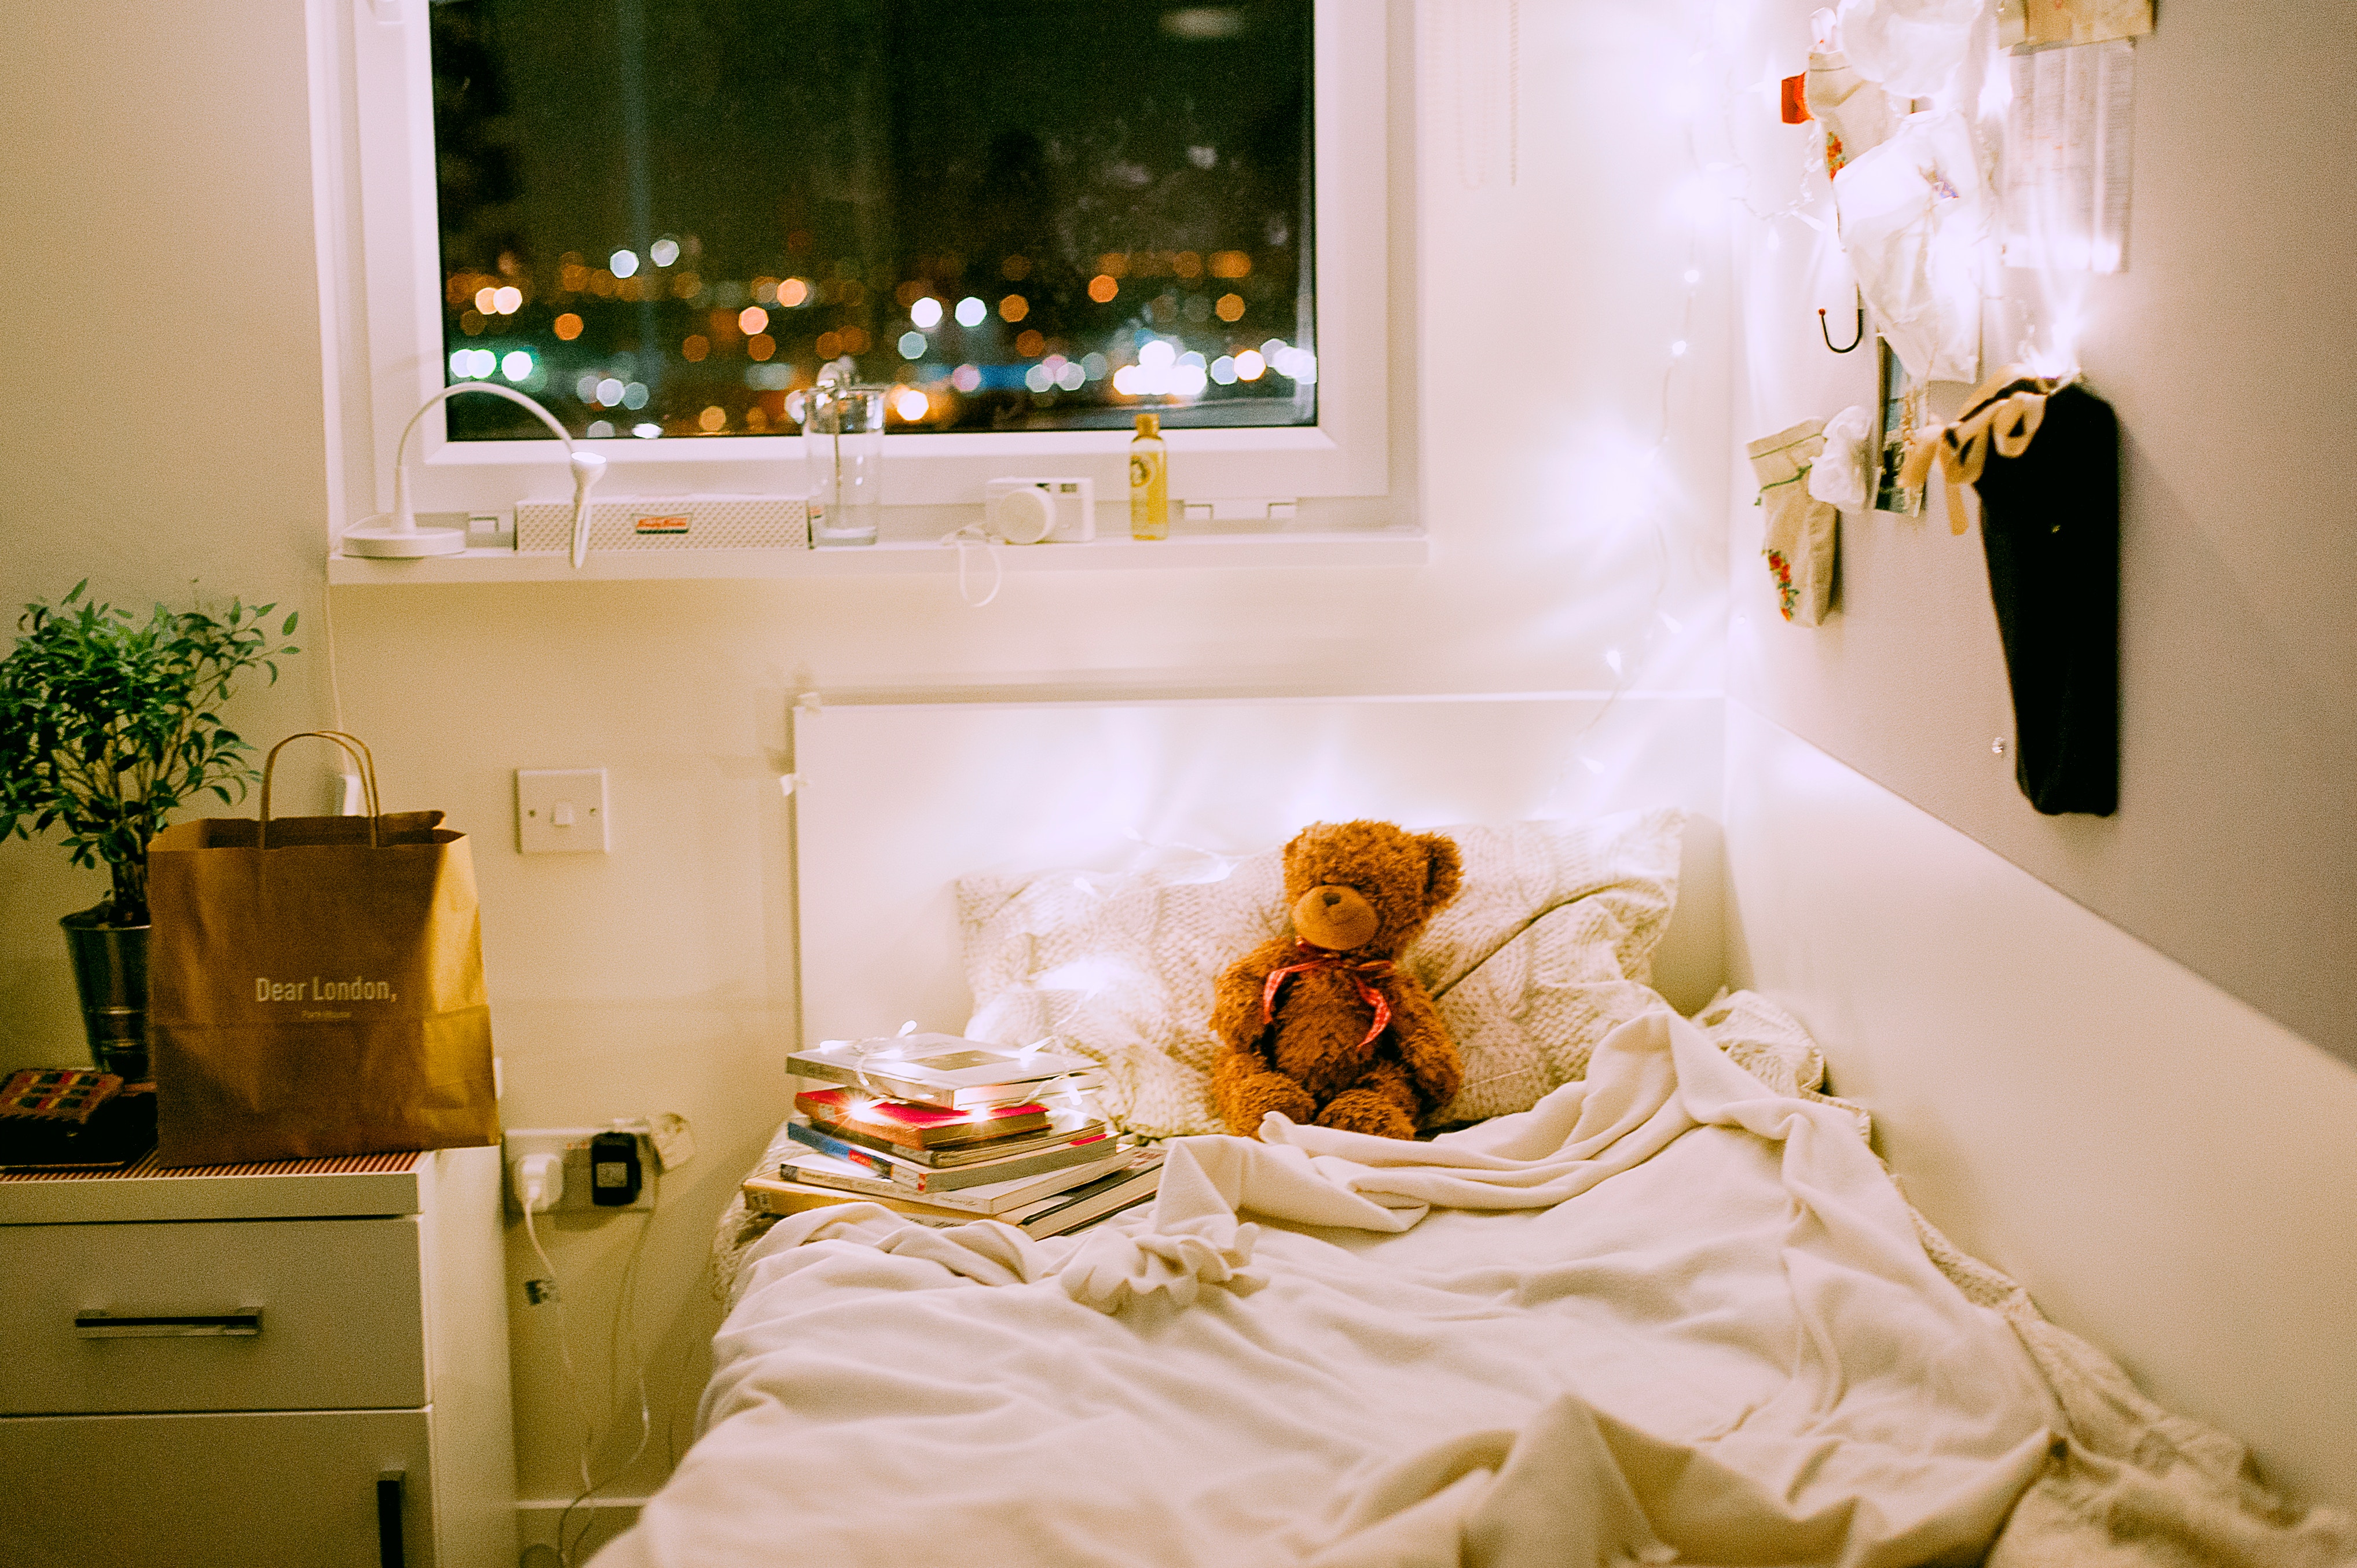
[
  {"xmin": 0, "ymin": 0, "xmax": 1731, "ymax": 1508},
  {"xmin": 1710, "ymin": 0, "xmax": 2357, "ymax": 1515},
  {"xmin": 1724, "ymin": 704, "xmax": 2357, "ymax": 1514},
  {"xmin": 1721, "ymin": 0, "xmax": 2357, "ymax": 1067}
]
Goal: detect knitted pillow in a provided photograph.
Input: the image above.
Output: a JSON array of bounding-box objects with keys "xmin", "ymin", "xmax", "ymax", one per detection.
[{"xmin": 958, "ymin": 807, "xmax": 1687, "ymax": 1137}]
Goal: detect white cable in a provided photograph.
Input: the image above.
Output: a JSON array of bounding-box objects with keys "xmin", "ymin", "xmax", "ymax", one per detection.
[
  {"xmin": 940, "ymin": 523, "xmax": 1005, "ymax": 607},
  {"xmin": 556, "ymin": 1206, "xmax": 657, "ymax": 1567},
  {"xmin": 320, "ymin": 562, "xmax": 347, "ymax": 737},
  {"xmin": 518, "ymin": 1198, "xmax": 599, "ymax": 1559}
]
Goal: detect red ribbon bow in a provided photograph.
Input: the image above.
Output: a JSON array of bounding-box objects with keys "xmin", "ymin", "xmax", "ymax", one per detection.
[{"xmin": 1262, "ymin": 941, "xmax": 1396, "ymax": 1049}]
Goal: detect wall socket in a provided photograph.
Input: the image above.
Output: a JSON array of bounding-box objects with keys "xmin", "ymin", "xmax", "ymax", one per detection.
[{"xmin": 504, "ymin": 1126, "xmax": 657, "ymax": 1214}]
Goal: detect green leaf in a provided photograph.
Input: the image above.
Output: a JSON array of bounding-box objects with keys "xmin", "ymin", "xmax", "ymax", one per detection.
[{"xmin": 281, "ymin": 611, "xmax": 299, "ymax": 636}]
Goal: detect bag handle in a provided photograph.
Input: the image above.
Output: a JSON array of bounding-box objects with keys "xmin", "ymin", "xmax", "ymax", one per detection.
[{"xmin": 259, "ymin": 731, "xmax": 382, "ymax": 850}]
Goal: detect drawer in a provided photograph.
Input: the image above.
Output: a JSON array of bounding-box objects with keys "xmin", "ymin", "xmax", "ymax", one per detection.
[
  {"xmin": 0, "ymin": 1407, "xmax": 437, "ymax": 1568},
  {"xmin": 0, "ymin": 1216, "xmax": 427, "ymax": 1414}
]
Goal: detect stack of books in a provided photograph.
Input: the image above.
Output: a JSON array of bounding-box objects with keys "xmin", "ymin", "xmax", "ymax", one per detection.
[{"xmin": 745, "ymin": 1034, "xmax": 1161, "ymax": 1237}]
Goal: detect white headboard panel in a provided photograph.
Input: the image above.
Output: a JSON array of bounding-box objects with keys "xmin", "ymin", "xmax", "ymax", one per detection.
[
  {"xmin": 791, "ymin": 693, "xmax": 1725, "ymax": 1048},
  {"xmin": 1722, "ymin": 702, "xmax": 2357, "ymax": 1513}
]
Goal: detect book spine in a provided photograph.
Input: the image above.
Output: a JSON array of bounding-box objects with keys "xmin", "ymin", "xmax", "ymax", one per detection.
[
  {"xmin": 741, "ymin": 1179, "xmax": 967, "ymax": 1225},
  {"xmin": 787, "ymin": 1060, "xmax": 963, "ymax": 1111},
  {"xmin": 783, "ymin": 1121, "xmax": 919, "ymax": 1184},
  {"xmin": 782, "ymin": 1163, "xmax": 1000, "ymax": 1213}
]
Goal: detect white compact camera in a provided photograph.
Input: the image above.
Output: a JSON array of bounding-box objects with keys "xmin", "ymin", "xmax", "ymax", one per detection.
[{"xmin": 983, "ymin": 477, "xmax": 1096, "ymax": 544}]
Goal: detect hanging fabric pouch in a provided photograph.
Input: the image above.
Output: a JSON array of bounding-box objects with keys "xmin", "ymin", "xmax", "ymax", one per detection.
[
  {"xmin": 1747, "ymin": 419, "xmax": 1839, "ymax": 626},
  {"xmin": 146, "ymin": 732, "xmax": 500, "ymax": 1166}
]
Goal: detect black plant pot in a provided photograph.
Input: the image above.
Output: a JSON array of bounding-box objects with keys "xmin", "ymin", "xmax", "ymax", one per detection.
[{"xmin": 60, "ymin": 908, "xmax": 151, "ymax": 1082}]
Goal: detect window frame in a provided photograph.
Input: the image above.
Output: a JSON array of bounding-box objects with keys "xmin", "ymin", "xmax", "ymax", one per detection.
[{"xmin": 309, "ymin": 0, "xmax": 1396, "ymax": 544}]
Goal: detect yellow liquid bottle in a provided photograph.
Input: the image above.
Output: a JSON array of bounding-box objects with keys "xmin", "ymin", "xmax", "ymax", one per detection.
[{"xmin": 1129, "ymin": 412, "xmax": 1169, "ymax": 539}]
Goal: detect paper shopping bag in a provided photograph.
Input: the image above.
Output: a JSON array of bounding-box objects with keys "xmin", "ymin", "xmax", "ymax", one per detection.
[{"xmin": 146, "ymin": 733, "xmax": 499, "ymax": 1167}]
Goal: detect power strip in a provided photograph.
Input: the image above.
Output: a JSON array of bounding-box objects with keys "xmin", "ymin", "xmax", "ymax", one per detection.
[{"xmin": 504, "ymin": 1126, "xmax": 658, "ymax": 1214}]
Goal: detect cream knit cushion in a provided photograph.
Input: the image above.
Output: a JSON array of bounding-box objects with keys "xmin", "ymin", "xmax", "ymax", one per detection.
[{"xmin": 959, "ymin": 807, "xmax": 1687, "ymax": 1137}]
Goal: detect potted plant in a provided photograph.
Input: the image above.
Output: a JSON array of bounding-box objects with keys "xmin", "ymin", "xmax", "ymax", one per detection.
[{"xmin": 0, "ymin": 582, "xmax": 299, "ymax": 1080}]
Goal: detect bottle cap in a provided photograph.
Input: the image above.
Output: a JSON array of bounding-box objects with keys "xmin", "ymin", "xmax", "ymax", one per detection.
[{"xmin": 1135, "ymin": 412, "xmax": 1160, "ymax": 438}]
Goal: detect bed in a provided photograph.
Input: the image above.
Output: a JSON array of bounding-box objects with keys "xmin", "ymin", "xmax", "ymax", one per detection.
[{"xmin": 592, "ymin": 696, "xmax": 2354, "ymax": 1568}]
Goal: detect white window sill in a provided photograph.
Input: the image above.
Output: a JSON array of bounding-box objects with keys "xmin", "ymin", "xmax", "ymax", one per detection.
[{"xmin": 325, "ymin": 527, "xmax": 1427, "ymax": 584}]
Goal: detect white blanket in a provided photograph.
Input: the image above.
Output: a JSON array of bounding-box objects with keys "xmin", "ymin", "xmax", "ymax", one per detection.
[{"xmin": 596, "ymin": 1011, "xmax": 2059, "ymax": 1567}]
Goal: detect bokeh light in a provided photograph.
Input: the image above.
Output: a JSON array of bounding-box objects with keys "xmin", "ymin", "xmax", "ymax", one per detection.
[
  {"xmin": 500, "ymin": 349, "xmax": 533, "ymax": 381},
  {"xmin": 955, "ymin": 296, "xmax": 986, "ymax": 327},
  {"xmin": 610, "ymin": 249, "xmax": 639, "ymax": 278},
  {"xmin": 650, "ymin": 238, "xmax": 680, "ymax": 266},
  {"xmin": 553, "ymin": 313, "xmax": 584, "ymax": 340},
  {"xmin": 682, "ymin": 334, "xmax": 710, "ymax": 362},
  {"xmin": 698, "ymin": 405, "xmax": 727, "ymax": 432},
  {"xmin": 747, "ymin": 333, "xmax": 776, "ymax": 361},
  {"xmin": 999, "ymin": 295, "xmax": 1029, "ymax": 323},
  {"xmin": 899, "ymin": 331, "xmax": 927, "ymax": 359},
  {"xmin": 1215, "ymin": 293, "xmax": 1246, "ymax": 322},
  {"xmin": 778, "ymin": 278, "xmax": 810, "ymax": 307},
  {"xmin": 1087, "ymin": 274, "xmax": 1119, "ymax": 303},
  {"xmin": 738, "ymin": 306, "xmax": 769, "ymax": 335},
  {"xmin": 910, "ymin": 296, "xmax": 943, "ymax": 329},
  {"xmin": 893, "ymin": 388, "xmax": 930, "ymax": 421}
]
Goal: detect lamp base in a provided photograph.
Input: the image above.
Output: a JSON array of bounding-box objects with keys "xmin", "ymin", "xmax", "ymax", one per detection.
[{"xmin": 342, "ymin": 518, "xmax": 468, "ymax": 557}]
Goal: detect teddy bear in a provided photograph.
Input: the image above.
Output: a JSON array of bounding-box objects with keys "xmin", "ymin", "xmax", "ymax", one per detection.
[{"xmin": 1208, "ymin": 820, "xmax": 1464, "ymax": 1140}]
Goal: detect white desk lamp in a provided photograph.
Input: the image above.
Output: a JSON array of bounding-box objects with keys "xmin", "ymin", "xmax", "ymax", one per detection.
[{"xmin": 342, "ymin": 382, "xmax": 608, "ymax": 567}]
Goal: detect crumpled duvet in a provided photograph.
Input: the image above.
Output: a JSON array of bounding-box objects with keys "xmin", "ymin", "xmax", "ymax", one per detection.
[{"xmin": 598, "ymin": 1009, "xmax": 2078, "ymax": 1567}]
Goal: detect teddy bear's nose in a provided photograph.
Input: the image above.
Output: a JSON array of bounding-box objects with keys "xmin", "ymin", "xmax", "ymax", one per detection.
[{"xmin": 1321, "ymin": 890, "xmax": 1343, "ymax": 906}]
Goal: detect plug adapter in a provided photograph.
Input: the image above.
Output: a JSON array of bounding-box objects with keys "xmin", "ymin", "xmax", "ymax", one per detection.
[{"xmin": 512, "ymin": 1151, "xmax": 563, "ymax": 1213}]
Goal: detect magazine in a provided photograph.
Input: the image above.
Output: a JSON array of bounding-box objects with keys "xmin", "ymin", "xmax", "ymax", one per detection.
[
  {"xmin": 776, "ymin": 1141, "xmax": 1135, "ymax": 1215},
  {"xmin": 783, "ymin": 1118, "xmax": 1119, "ymax": 1193},
  {"xmin": 786, "ymin": 1033, "xmax": 1104, "ymax": 1111},
  {"xmin": 791, "ymin": 1087, "xmax": 1053, "ymax": 1150},
  {"xmin": 741, "ymin": 1147, "xmax": 1164, "ymax": 1237}
]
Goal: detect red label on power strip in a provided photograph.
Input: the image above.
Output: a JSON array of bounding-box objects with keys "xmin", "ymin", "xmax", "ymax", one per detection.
[{"xmin": 633, "ymin": 513, "xmax": 690, "ymax": 535}]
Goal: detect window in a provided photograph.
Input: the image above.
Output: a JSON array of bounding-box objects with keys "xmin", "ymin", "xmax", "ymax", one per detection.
[
  {"xmin": 430, "ymin": 0, "xmax": 1317, "ymax": 444},
  {"xmin": 318, "ymin": 0, "xmax": 1393, "ymax": 530}
]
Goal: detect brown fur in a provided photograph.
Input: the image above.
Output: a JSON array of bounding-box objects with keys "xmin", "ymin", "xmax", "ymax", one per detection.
[{"xmin": 1209, "ymin": 821, "xmax": 1465, "ymax": 1139}]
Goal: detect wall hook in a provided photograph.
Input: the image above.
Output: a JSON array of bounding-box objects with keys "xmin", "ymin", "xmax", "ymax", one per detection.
[{"xmin": 1819, "ymin": 300, "xmax": 1865, "ymax": 353}]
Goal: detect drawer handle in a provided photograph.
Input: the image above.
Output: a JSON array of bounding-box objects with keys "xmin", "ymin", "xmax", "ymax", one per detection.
[
  {"xmin": 378, "ymin": 1468, "xmax": 406, "ymax": 1568},
  {"xmin": 74, "ymin": 1308, "xmax": 263, "ymax": 1338}
]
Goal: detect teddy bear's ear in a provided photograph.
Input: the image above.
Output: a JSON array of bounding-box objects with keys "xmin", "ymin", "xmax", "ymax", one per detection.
[{"xmin": 1420, "ymin": 832, "xmax": 1464, "ymax": 910}]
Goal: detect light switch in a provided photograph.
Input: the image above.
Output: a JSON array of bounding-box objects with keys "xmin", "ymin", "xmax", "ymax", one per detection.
[{"xmin": 517, "ymin": 768, "xmax": 610, "ymax": 853}]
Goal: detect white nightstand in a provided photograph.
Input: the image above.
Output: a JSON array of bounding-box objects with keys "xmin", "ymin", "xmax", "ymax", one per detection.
[{"xmin": 0, "ymin": 1145, "xmax": 516, "ymax": 1568}]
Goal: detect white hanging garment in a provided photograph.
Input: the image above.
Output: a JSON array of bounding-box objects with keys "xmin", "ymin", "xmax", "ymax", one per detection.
[
  {"xmin": 1836, "ymin": 0, "xmax": 1980, "ymax": 99},
  {"xmin": 1806, "ymin": 51, "xmax": 1901, "ymax": 175},
  {"xmin": 1834, "ymin": 110, "xmax": 1989, "ymax": 383},
  {"xmin": 1808, "ymin": 405, "xmax": 1876, "ymax": 510},
  {"xmin": 1747, "ymin": 420, "xmax": 1839, "ymax": 626}
]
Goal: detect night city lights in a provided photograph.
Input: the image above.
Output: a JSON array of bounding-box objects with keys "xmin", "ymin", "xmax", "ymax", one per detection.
[{"xmin": 430, "ymin": 0, "xmax": 1315, "ymax": 443}]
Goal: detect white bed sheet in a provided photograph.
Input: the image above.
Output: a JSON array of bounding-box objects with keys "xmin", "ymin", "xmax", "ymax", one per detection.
[{"xmin": 600, "ymin": 1012, "xmax": 2067, "ymax": 1567}]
